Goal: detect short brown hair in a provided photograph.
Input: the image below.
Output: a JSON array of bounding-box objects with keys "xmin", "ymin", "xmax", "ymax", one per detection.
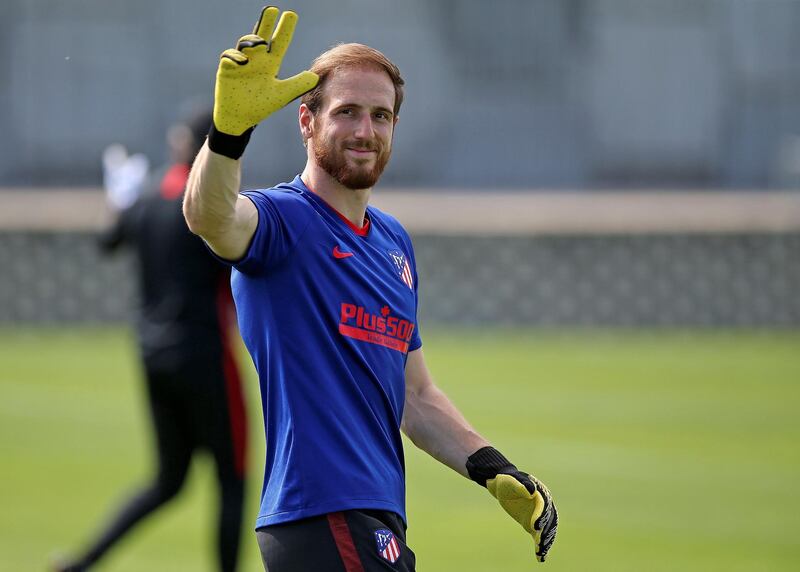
[{"xmin": 301, "ymin": 43, "xmax": 405, "ymax": 116}]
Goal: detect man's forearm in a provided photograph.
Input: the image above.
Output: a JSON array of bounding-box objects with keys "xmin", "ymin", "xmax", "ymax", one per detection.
[
  {"xmin": 183, "ymin": 142, "xmax": 242, "ymax": 241},
  {"xmin": 403, "ymin": 356, "xmax": 560, "ymax": 562},
  {"xmin": 402, "ymin": 381, "xmax": 489, "ymax": 478}
]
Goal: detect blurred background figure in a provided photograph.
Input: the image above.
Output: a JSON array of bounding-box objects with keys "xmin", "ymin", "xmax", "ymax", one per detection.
[{"xmin": 53, "ymin": 104, "xmax": 248, "ymax": 572}]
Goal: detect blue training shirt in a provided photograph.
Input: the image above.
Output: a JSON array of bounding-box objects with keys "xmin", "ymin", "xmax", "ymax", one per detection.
[{"xmin": 230, "ymin": 176, "xmax": 421, "ymax": 528}]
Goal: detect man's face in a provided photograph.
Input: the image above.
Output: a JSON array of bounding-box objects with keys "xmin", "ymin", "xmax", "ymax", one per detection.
[{"xmin": 307, "ymin": 66, "xmax": 397, "ymax": 190}]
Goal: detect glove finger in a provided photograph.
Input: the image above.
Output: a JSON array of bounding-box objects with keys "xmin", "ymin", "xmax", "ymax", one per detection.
[
  {"xmin": 269, "ymin": 10, "xmax": 298, "ymax": 60},
  {"xmin": 236, "ymin": 34, "xmax": 269, "ymax": 56},
  {"xmin": 219, "ymin": 48, "xmax": 248, "ymax": 70},
  {"xmin": 528, "ymin": 475, "xmax": 554, "ymax": 530},
  {"xmin": 534, "ymin": 496, "xmax": 557, "ymax": 538},
  {"xmin": 253, "ymin": 6, "xmax": 279, "ymax": 40},
  {"xmin": 277, "ymin": 71, "xmax": 320, "ymax": 101},
  {"xmin": 531, "ymin": 486, "xmax": 557, "ymax": 562},
  {"xmin": 535, "ymin": 512, "xmax": 558, "ymax": 562}
]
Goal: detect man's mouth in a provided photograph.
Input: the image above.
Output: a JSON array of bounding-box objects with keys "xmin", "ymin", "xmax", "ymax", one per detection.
[{"xmin": 346, "ymin": 147, "xmax": 377, "ymax": 157}]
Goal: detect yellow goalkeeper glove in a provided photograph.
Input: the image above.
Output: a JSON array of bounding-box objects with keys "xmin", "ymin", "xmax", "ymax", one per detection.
[
  {"xmin": 209, "ymin": 6, "xmax": 319, "ymax": 158},
  {"xmin": 467, "ymin": 447, "xmax": 559, "ymax": 562}
]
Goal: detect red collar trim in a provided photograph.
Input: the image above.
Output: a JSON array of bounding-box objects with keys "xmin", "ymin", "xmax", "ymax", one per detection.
[
  {"xmin": 303, "ymin": 180, "xmax": 370, "ymax": 237},
  {"xmin": 333, "ymin": 208, "xmax": 371, "ymax": 236}
]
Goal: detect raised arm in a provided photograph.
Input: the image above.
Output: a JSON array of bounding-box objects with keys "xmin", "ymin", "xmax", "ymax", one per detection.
[
  {"xmin": 182, "ymin": 6, "xmax": 318, "ymax": 259},
  {"xmin": 402, "ymin": 347, "xmax": 559, "ymax": 562},
  {"xmin": 183, "ymin": 143, "xmax": 255, "ymax": 260}
]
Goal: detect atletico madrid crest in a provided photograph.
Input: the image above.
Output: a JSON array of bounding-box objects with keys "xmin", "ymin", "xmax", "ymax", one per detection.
[
  {"xmin": 374, "ymin": 528, "xmax": 401, "ymax": 563},
  {"xmin": 388, "ymin": 249, "xmax": 414, "ymax": 290}
]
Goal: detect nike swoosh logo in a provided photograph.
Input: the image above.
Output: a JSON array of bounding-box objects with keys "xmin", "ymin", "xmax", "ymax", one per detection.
[{"xmin": 333, "ymin": 245, "xmax": 354, "ymax": 259}]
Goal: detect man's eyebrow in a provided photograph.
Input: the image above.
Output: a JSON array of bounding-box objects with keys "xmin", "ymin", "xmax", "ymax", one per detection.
[{"xmin": 330, "ymin": 101, "xmax": 394, "ymax": 116}]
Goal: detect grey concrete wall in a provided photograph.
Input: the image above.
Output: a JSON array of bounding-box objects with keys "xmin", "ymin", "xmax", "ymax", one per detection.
[
  {"xmin": 2, "ymin": 231, "xmax": 797, "ymax": 326},
  {"xmin": 3, "ymin": 0, "xmax": 800, "ymax": 189}
]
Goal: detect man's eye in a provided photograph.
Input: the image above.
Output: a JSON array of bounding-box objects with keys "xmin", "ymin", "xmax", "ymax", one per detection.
[{"xmin": 339, "ymin": 108, "xmax": 353, "ymax": 115}]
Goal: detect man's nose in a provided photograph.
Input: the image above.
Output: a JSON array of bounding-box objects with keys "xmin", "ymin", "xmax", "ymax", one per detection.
[{"xmin": 352, "ymin": 115, "xmax": 375, "ymax": 139}]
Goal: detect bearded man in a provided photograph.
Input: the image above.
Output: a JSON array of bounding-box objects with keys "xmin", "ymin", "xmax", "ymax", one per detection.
[{"xmin": 183, "ymin": 7, "xmax": 558, "ymax": 571}]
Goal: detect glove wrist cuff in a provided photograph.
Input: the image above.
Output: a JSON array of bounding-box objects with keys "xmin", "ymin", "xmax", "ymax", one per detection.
[
  {"xmin": 466, "ymin": 446, "xmax": 518, "ymax": 487},
  {"xmin": 207, "ymin": 123, "xmax": 254, "ymax": 160}
]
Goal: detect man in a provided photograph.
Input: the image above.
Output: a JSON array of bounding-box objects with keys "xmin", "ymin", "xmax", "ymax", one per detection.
[
  {"xmin": 55, "ymin": 106, "xmax": 247, "ymax": 572},
  {"xmin": 184, "ymin": 7, "xmax": 558, "ymax": 570}
]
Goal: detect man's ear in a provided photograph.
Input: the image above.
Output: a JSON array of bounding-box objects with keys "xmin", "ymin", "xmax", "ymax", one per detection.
[{"xmin": 299, "ymin": 103, "xmax": 314, "ymax": 142}]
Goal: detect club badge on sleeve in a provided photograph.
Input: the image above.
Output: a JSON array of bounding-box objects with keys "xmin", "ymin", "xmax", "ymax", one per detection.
[{"xmin": 374, "ymin": 528, "xmax": 401, "ymax": 563}]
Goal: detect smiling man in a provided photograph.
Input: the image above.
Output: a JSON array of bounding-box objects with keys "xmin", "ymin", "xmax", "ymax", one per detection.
[{"xmin": 183, "ymin": 7, "xmax": 558, "ymax": 571}]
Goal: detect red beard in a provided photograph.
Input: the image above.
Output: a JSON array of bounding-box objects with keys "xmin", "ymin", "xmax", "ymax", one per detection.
[{"xmin": 313, "ymin": 136, "xmax": 392, "ymax": 190}]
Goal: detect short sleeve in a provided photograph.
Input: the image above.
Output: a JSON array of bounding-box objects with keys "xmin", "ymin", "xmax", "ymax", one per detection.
[{"xmin": 233, "ymin": 189, "xmax": 315, "ymax": 275}]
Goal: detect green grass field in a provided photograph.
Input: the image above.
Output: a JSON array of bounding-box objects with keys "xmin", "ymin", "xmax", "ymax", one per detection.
[{"xmin": 1, "ymin": 327, "xmax": 799, "ymax": 571}]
